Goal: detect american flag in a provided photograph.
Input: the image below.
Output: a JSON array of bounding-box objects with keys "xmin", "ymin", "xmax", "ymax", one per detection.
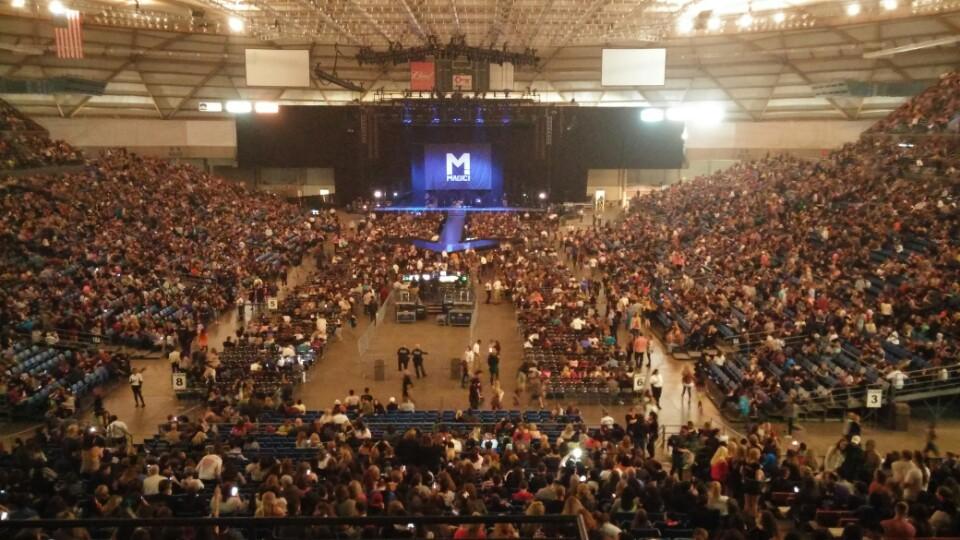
[{"xmin": 53, "ymin": 11, "xmax": 83, "ymax": 59}]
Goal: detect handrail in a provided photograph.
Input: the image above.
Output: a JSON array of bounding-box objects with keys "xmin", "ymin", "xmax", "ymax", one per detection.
[{"xmin": 800, "ymin": 362, "xmax": 960, "ymax": 410}]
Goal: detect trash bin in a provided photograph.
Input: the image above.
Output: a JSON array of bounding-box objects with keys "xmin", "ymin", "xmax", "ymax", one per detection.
[
  {"xmin": 894, "ymin": 402, "xmax": 910, "ymax": 431},
  {"xmin": 374, "ymin": 359, "xmax": 385, "ymax": 381},
  {"xmin": 450, "ymin": 357, "xmax": 461, "ymax": 381}
]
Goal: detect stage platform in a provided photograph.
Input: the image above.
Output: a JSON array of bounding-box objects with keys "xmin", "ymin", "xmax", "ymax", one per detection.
[{"xmin": 373, "ymin": 206, "xmax": 545, "ymax": 213}]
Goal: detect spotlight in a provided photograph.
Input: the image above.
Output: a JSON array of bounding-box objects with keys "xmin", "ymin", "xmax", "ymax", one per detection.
[
  {"xmin": 254, "ymin": 101, "xmax": 278, "ymax": 113},
  {"xmin": 881, "ymin": 0, "xmax": 897, "ymax": 9},
  {"xmin": 538, "ymin": 192, "xmax": 547, "ymax": 200},
  {"xmin": 772, "ymin": 12, "xmax": 786, "ymax": 23},
  {"xmin": 373, "ymin": 190, "xmax": 383, "ymax": 199},
  {"xmin": 666, "ymin": 106, "xmax": 687, "ymax": 122},
  {"xmin": 392, "ymin": 192, "xmax": 398, "ymax": 197},
  {"xmin": 706, "ymin": 17, "xmax": 721, "ymax": 31},
  {"xmin": 737, "ymin": 13, "xmax": 753, "ymax": 28},
  {"xmin": 225, "ymin": 100, "xmax": 252, "ymax": 113},
  {"xmin": 846, "ymin": 3, "xmax": 861, "ymax": 16},
  {"xmin": 48, "ymin": 0, "xmax": 64, "ymax": 14},
  {"xmin": 677, "ymin": 18, "xmax": 693, "ymax": 33},
  {"xmin": 11, "ymin": 0, "xmax": 25, "ymax": 8},
  {"xmin": 228, "ymin": 16, "xmax": 244, "ymax": 32},
  {"xmin": 640, "ymin": 108, "xmax": 664, "ymax": 123}
]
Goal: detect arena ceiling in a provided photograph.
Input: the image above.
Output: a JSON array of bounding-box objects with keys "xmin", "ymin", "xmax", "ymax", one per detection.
[{"xmin": 0, "ymin": 0, "xmax": 958, "ymax": 120}]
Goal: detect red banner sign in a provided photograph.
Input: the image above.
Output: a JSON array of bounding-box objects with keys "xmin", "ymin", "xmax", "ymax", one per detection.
[{"xmin": 410, "ymin": 61, "xmax": 435, "ymax": 91}]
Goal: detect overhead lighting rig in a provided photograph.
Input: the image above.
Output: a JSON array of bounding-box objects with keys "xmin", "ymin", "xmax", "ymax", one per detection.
[{"xmin": 356, "ymin": 34, "xmax": 539, "ymax": 67}]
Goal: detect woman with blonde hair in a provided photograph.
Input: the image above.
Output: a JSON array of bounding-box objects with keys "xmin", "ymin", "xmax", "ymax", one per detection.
[
  {"xmin": 710, "ymin": 445, "xmax": 730, "ymax": 483},
  {"xmin": 740, "ymin": 447, "xmax": 764, "ymax": 517},
  {"xmin": 706, "ymin": 481, "xmax": 729, "ymax": 516},
  {"xmin": 562, "ymin": 495, "xmax": 597, "ymax": 530},
  {"xmin": 521, "ymin": 501, "xmax": 546, "ymax": 538},
  {"xmin": 490, "ymin": 522, "xmax": 519, "ymax": 539}
]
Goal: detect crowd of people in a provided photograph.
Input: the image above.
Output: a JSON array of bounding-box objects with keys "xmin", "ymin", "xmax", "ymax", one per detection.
[
  {"xmin": 367, "ymin": 212, "xmax": 445, "ymax": 241},
  {"xmin": 0, "ymin": 149, "xmax": 329, "ymax": 350},
  {"xmin": 0, "ymin": 100, "xmax": 81, "ymax": 169},
  {"xmin": 868, "ymin": 72, "xmax": 960, "ymax": 134},
  {"xmin": 465, "ymin": 212, "xmax": 554, "ymax": 241}
]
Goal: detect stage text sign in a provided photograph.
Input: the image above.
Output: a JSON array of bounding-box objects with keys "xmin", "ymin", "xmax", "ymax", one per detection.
[{"xmin": 424, "ymin": 144, "xmax": 493, "ymax": 190}]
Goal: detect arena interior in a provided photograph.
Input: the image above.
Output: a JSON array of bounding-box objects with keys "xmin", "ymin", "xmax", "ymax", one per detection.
[{"xmin": 0, "ymin": 0, "xmax": 959, "ymax": 538}]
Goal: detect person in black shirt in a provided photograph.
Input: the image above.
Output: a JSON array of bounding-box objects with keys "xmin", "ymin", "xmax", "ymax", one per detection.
[
  {"xmin": 397, "ymin": 346, "xmax": 410, "ymax": 372},
  {"xmin": 469, "ymin": 372, "xmax": 482, "ymax": 409},
  {"xmin": 402, "ymin": 370, "xmax": 414, "ymax": 399},
  {"xmin": 412, "ymin": 345, "xmax": 427, "ymax": 378}
]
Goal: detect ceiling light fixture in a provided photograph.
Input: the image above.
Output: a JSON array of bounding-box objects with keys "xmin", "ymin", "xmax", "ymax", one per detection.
[
  {"xmin": 737, "ymin": 13, "xmax": 753, "ymax": 28},
  {"xmin": 707, "ymin": 17, "xmax": 722, "ymax": 30},
  {"xmin": 11, "ymin": 0, "xmax": 25, "ymax": 7},
  {"xmin": 677, "ymin": 18, "xmax": 694, "ymax": 33},
  {"xmin": 227, "ymin": 16, "xmax": 244, "ymax": 32},
  {"xmin": 48, "ymin": 0, "xmax": 64, "ymax": 14},
  {"xmin": 846, "ymin": 3, "xmax": 861, "ymax": 16},
  {"xmin": 773, "ymin": 12, "xmax": 786, "ymax": 23},
  {"xmin": 881, "ymin": 0, "xmax": 897, "ymax": 10}
]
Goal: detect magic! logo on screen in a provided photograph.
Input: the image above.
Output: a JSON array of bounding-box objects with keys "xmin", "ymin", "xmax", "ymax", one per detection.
[{"xmin": 445, "ymin": 153, "xmax": 471, "ymax": 182}]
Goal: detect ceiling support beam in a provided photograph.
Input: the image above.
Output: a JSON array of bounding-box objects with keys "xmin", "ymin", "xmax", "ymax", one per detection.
[
  {"xmin": 733, "ymin": 34, "xmax": 854, "ymax": 120},
  {"xmin": 345, "ymin": 0, "xmax": 395, "ymax": 45},
  {"xmin": 521, "ymin": 0, "xmax": 555, "ymax": 48},
  {"xmin": 166, "ymin": 58, "xmax": 229, "ymax": 118},
  {"xmin": 397, "ymin": 0, "xmax": 429, "ymax": 42},
  {"xmin": 698, "ymin": 63, "xmax": 759, "ymax": 121},
  {"xmin": 67, "ymin": 31, "xmax": 189, "ymax": 118}
]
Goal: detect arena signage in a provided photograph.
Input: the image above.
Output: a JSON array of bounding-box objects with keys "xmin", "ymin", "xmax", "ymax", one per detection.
[{"xmin": 424, "ymin": 144, "xmax": 492, "ymax": 190}]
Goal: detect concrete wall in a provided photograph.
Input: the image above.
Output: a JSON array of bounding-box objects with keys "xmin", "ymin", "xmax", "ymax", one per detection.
[{"xmin": 37, "ymin": 118, "xmax": 236, "ymax": 159}]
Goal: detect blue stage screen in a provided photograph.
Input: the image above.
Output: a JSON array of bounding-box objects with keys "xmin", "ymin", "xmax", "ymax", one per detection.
[{"xmin": 424, "ymin": 144, "xmax": 492, "ymax": 190}]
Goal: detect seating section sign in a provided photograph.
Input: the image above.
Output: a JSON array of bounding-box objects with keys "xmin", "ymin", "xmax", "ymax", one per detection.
[{"xmin": 424, "ymin": 144, "xmax": 492, "ymax": 190}]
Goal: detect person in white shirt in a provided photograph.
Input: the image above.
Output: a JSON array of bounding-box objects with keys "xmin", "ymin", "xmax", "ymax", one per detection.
[
  {"xmin": 197, "ymin": 448, "xmax": 223, "ymax": 481},
  {"xmin": 129, "ymin": 368, "xmax": 145, "ymax": 407},
  {"xmin": 461, "ymin": 347, "xmax": 475, "ymax": 388},
  {"xmin": 600, "ymin": 411, "xmax": 615, "ymax": 427},
  {"xmin": 886, "ymin": 368, "xmax": 906, "ymax": 390},
  {"xmin": 649, "ymin": 369, "xmax": 663, "ymax": 409},
  {"xmin": 168, "ymin": 349, "xmax": 181, "ymax": 372},
  {"xmin": 143, "ymin": 465, "xmax": 165, "ymax": 496},
  {"xmin": 571, "ymin": 317, "xmax": 585, "ymax": 331},
  {"xmin": 105, "ymin": 415, "xmax": 130, "ymax": 443},
  {"xmin": 343, "ymin": 389, "xmax": 361, "ymax": 408}
]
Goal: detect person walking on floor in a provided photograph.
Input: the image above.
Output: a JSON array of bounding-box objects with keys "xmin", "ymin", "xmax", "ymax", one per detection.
[
  {"xmin": 632, "ymin": 333, "xmax": 650, "ymax": 368},
  {"xmin": 649, "ymin": 369, "xmax": 663, "ymax": 409},
  {"xmin": 469, "ymin": 371, "xmax": 483, "ymax": 410},
  {"xmin": 487, "ymin": 346, "xmax": 500, "ymax": 384},
  {"xmin": 461, "ymin": 346, "xmax": 475, "ymax": 388},
  {"xmin": 397, "ymin": 345, "xmax": 410, "ymax": 372},
  {"xmin": 402, "ymin": 370, "xmax": 414, "ymax": 400},
  {"xmin": 412, "ymin": 345, "xmax": 427, "ymax": 378},
  {"xmin": 129, "ymin": 367, "xmax": 146, "ymax": 407},
  {"xmin": 681, "ymin": 366, "xmax": 695, "ymax": 405}
]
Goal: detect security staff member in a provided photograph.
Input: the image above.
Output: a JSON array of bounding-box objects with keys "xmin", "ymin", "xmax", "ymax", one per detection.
[
  {"xmin": 412, "ymin": 345, "xmax": 427, "ymax": 378},
  {"xmin": 397, "ymin": 345, "xmax": 410, "ymax": 372}
]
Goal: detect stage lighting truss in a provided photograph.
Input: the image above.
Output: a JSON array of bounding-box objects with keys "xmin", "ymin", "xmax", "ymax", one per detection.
[
  {"xmin": 356, "ymin": 36, "xmax": 539, "ymax": 68},
  {"xmin": 384, "ymin": 98, "xmax": 539, "ymax": 127}
]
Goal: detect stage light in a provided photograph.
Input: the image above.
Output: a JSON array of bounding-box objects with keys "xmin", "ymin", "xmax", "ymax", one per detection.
[
  {"xmin": 254, "ymin": 101, "xmax": 278, "ymax": 113},
  {"xmin": 48, "ymin": 0, "xmax": 65, "ymax": 14},
  {"xmin": 393, "ymin": 192, "xmax": 398, "ymax": 197},
  {"xmin": 677, "ymin": 18, "xmax": 693, "ymax": 33},
  {"xmin": 737, "ymin": 13, "xmax": 753, "ymax": 28},
  {"xmin": 666, "ymin": 106, "xmax": 687, "ymax": 122},
  {"xmin": 881, "ymin": 0, "xmax": 897, "ymax": 10},
  {"xmin": 373, "ymin": 190, "xmax": 383, "ymax": 199},
  {"xmin": 772, "ymin": 12, "xmax": 786, "ymax": 23},
  {"xmin": 538, "ymin": 192, "xmax": 547, "ymax": 200},
  {"xmin": 475, "ymin": 198, "xmax": 482, "ymax": 204},
  {"xmin": 707, "ymin": 17, "xmax": 721, "ymax": 31},
  {"xmin": 228, "ymin": 16, "xmax": 244, "ymax": 32},
  {"xmin": 11, "ymin": 0, "xmax": 25, "ymax": 8},
  {"xmin": 640, "ymin": 108, "xmax": 664, "ymax": 123},
  {"xmin": 319, "ymin": 189, "xmax": 330, "ymax": 196},
  {"xmin": 225, "ymin": 100, "xmax": 252, "ymax": 114},
  {"xmin": 846, "ymin": 3, "xmax": 861, "ymax": 16}
]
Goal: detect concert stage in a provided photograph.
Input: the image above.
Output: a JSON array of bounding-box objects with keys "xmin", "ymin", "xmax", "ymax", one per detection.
[{"xmin": 372, "ymin": 206, "xmax": 544, "ymax": 212}]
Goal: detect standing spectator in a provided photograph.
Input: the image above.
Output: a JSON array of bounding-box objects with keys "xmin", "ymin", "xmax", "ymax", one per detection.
[
  {"xmin": 412, "ymin": 345, "xmax": 427, "ymax": 378},
  {"xmin": 469, "ymin": 371, "xmax": 483, "ymax": 409},
  {"xmin": 129, "ymin": 367, "xmax": 146, "ymax": 407},
  {"xmin": 649, "ymin": 369, "xmax": 663, "ymax": 409},
  {"xmin": 402, "ymin": 370, "xmax": 414, "ymax": 400},
  {"xmin": 397, "ymin": 345, "xmax": 410, "ymax": 372}
]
